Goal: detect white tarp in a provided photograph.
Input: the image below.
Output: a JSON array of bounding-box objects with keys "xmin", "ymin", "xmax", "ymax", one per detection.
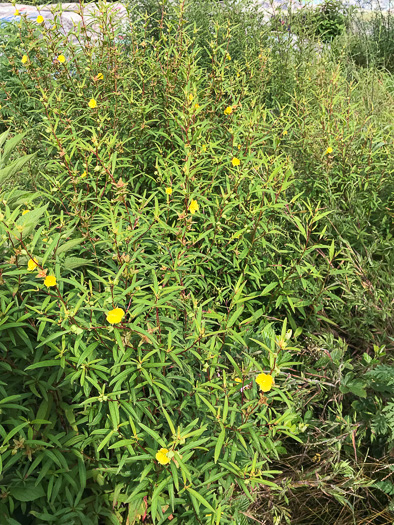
[{"xmin": 0, "ymin": 3, "xmax": 128, "ymax": 40}]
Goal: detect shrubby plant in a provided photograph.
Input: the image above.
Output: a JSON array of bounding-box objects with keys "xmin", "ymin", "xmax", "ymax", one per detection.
[
  {"xmin": 291, "ymin": 0, "xmax": 350, "ymax": 42},
  {"xmin": 0, "ymin": 5, "xmax": 310, "ymax": 523},
  {"xmin": 0, "ymin": 111, "xmax": 302, "ymax": 523},
  {"xmin": 0, "ymin": 0, "xmax": 393, "ymax": 523}
]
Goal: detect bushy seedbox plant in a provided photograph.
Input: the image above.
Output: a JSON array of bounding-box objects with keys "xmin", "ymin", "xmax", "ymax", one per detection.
[
  {"xmin": 0, "ymin": 3, "xmax": 325, "ymax": 523},
  {"xmin": 0, "ymin": 0, "xmax": 393, "ymax": 523}
]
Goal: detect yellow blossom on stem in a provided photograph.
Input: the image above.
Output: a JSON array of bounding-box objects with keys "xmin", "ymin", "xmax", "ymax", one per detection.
[
  {"xmin": 81, "ymin": 171, "xmax": 87, "ymax": 178},
  {"xmin": 188, "ymin": 94, "xmax": 194, "ymax": 102},
  {"xmin": 21, "ymin": 55, "xmax": 28, "ymax": 64},
  {"xmin": 234, "ymin": 377, "xmax": 242, "ymax": 383},
  {"xmin": 36, "ymin": 15, "xmax": 44, "ymax": 24},
  {"xmin": 97, "ymin": 73, "xmax": 103, "ymax": 80},
  {"xmin": 106, "ymin": 307, "xmax": 125, "ymax": 325},
  {"xmin": 194, "ymin": 103, "xmax": 200, "ymax": 110},
  {"xmin": 256, "ymin": 373, "xmax": 274, "ymax": 392},
  {"xmin": 283, "ymin": 130, "xmax": 288, "ymax": 135},
  {"xmin": 325, "ymin": 146, "xmax": 333, "ymax": 155},
  {"xmin": 88, "ymin": 98, "xmax": 97, "ymax": 109},
  {"xmin": 224, "ymin": 106, "xmax": 233, "ymax": 115},
  {"xmin": 44, "ymin": 275, "xmax": 57, "ymax": 288},
  {"xmin": 22, "ymin": 209, "xmax": 29, "ymax": 215},
  {"xmin": 156, "ymin": 448, "xmax": 170, "ymax": 465},
  {"xmin": 27, "ymin": 258, "xmax": 38, "ymax": 271},
  {"xmin": 57, "ymin": 55, "xmax": 66, "ymax": 63},
  {"xmin": 14, "ymin": 10, "xmax": 20, "ymax": 16},
  {"xmin": 165, "ymin": 187, "xmax": 172, "ymax": 195},
  {"xmin": 189, "ymin": 199, "xmax": 199, "ymax": 214},
  {"xmin": 231, "ymin": 157, "xmax": 240, "ymax": 167}
]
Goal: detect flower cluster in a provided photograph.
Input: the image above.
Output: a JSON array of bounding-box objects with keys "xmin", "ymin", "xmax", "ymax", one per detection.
[{"xmin": 27, "ymin": 258, "xmax": 57, "ymax": 287}]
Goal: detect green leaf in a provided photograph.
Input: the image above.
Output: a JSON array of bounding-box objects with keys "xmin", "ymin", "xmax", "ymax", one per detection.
[
  {"xmin": 138, "ymin": 422, "xmax": 166, "ymax": 447},
  {"xmin": 10, "ymin": 484, "xmax": 45, "ymax": 502},
  {"xmin": 12, "ymin": 203, "xmax": 48, "ymax": 240},
  {"xmin": 340, "ymin": 380, "xmax": 367, "ymax": 398},
  {"xmin": 2, "ymin": 131, "xmax": 26, "ymax": 164},
  {"xmin": 151, "ymin": 476, "xmax": 171, "ymax": 522},
  {"xmin": 56, "ymin": 238, "xmax": 85, "ymax": 255},
  {"xmin": 0, "ymin": 153, "xmax": 35, "ymax": 186},
  {"xmin": 63, "ymin": 257, "xmax": 92, "ymax": 271},
  {"xmin": 161, "ymin": 406, "xmax": 176, "ymax": 435},
  {"xmin": 186, "ymin": 487, "xmax": 215, "ymax": 513},
  {"xmin": 227, "ymin": 306, "xmax": 243, "ymax": 328},
  {"xmin": 25, "ymin": 359, "xmax": 61, "ymax": 370},
  {"xmin": 260, "ymin": 282, "xmax": 278, "ymax": 296},
  {"xmin": 214, "ymin": 427, "xmax": 225, "ymax": 464},
  {"xmin": 97, "ymin": 430, "xmax": 117, "ymax": 452}
]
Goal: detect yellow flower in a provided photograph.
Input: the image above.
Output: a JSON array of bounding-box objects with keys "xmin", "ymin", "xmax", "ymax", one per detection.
[
  {"xmin": 22, "ymin": 209, "xmax": 29, "ymax": 215},
  {"xmin": 97, "ymin": 73, "xmax": 103, "ymax": 80},
  {"xmin": 226, "ymin": 54, "xmax": 231, "ymax": 61},
  {"xmin": 234, "ymin": 377, "xmax": 242, "ymax": 383},
  {"xmin": 81, "ymin": 171, "xmax": 87, "ymax": 178},
  {"xmin": 188, "ymin": 94, "xmax": 194, "ymax": 102},
  {"xmin": 106, "ymin": 307, "xmax": 125, "ymax": 325},
  {"xmin": 325, "ymin": 146, "xmax": 333, "ymax": 155},
  {"xmin": 44, "ymin": 275, "xmax": 57, "ymax": 288},
  {"xmin": 189, "ymin": 199, "xmax": 199, "ymax": 214},
  {"xmin": 165, "ymin": 187, "xmax": 172, "ymax": 195},
  {"xmin": 231, "ymin": 157, "xmax": 240, "ymax": 167},
  {"xmin": 201, "ymin": 145, "xmax": 207, "ymax": 152},
  {"xmin": 156, "ymin": 448, "xmax": 170, "ymax": 465},
  {"xmin": 27, "ymin": 258, "xmax": 38, "ymax": 271},
  {"xmin": 88, "ymin": 98, "xmax": 97, "ymax": 109},
  {"xmin": 57, "ymin": 55, "xmax": 66, "ymax": 63},
  {"xmin": 36, "ymin": 15, "xmax": 44, "ymax": 24},
  {"xmin": 224, "ymin": 106, "xmax": 233, "ymax": 115},
  {"xmin": 283, "ymin": 130, "xmax": 288, "ymax": 135},
  {"xmin": 21, "ymin": 55, "xmax": 28, "ymax": 64},
  {"xmin": 194, "ymin": 103, "xmax": 200, "ymax": 110},
  {"xmin": 14, "ymin": 10, "xmax": 20, "ymax": 16},
  {"xmin": 256, "ymin": 373, "xmax": 274, "ymax": 392}
]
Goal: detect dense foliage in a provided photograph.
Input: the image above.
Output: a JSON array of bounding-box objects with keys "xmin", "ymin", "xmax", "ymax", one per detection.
[{"xmin": 0, "ymin": 0, "xmax": 393, "ymax": 523}]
